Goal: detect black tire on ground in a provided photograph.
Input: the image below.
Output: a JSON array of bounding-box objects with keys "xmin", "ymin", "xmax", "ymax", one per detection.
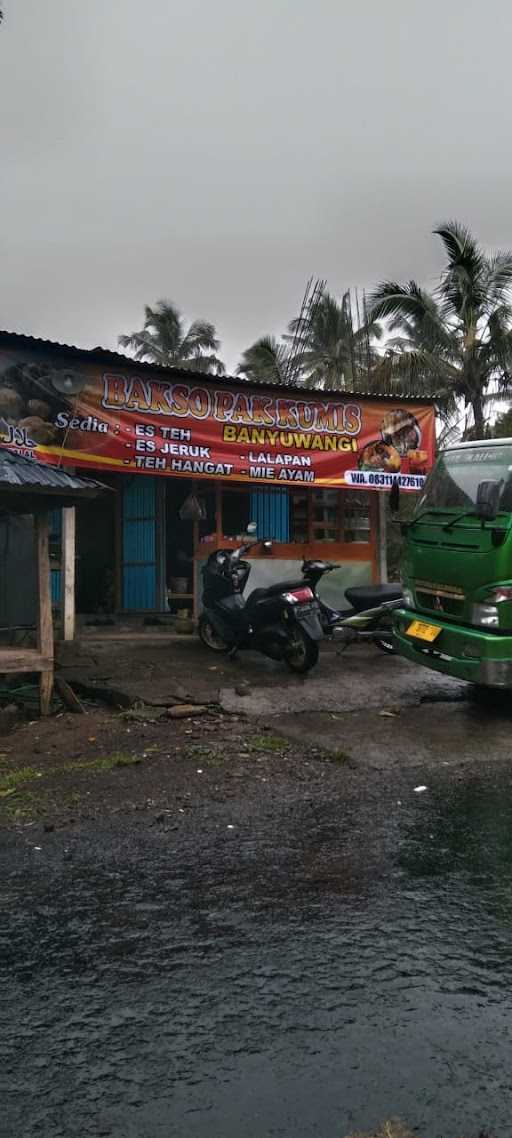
[
  {"xmin": 283, "ymin": 625, "xmax": 319, "ymax": 674},
  {"xmin": 198, "ymin": 614, "xmax": 230, "ymax": 653},
  {"xmin": 373, "ymin": 634, "xmax": 397, "ymax": 654}
]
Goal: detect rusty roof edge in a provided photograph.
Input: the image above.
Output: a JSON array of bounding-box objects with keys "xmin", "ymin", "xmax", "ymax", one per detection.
[{"xmin": 0, "ymin": 329, "xmax": 437, "ymax": 405}]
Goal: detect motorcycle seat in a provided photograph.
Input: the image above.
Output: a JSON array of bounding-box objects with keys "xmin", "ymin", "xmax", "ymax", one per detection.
[
  {"xmin": 344, "ymin": 583, "xmax": 403, "ymax": 611},
  {"xmin": 246, "ymin": 580, "xmax": 306, "ymax": 608}
]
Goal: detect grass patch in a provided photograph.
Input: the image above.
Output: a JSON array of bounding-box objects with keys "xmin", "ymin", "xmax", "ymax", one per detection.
[
  {"xmin": 0, "ymin": 752, "xmax": 141, "ymax": 824},
  {"xmin": 56, "ymin": 752, "xmax": 140, "ymax": 774},
  {"xmin": 1, "ymin": 789, "xmax": 45, "ymax": 821},
  {"xmin": 0, "ymin": 752, "xmax": 141, "ymax": 799},
  {"xmin": 329, "ymin": 750, "xmax": 351, "ymax": 764},
  {"xmin": 249, "ymin": 734, "xmax": 287, "ymax": 753},
  {"xmin": 187, "ymin": 744, "xmax": 216, "ymax": 760},
  {"xmin": 0, "ymin": 766, "xmax": 41, "ymax": 794}
]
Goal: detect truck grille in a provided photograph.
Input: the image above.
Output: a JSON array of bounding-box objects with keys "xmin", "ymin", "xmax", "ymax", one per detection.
[{"xmin": 414, "ymin": 580, "xmax": 465, "ymax": 618}]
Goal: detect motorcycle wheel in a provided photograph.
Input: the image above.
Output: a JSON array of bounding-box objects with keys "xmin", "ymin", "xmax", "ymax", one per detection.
[
  {"xmin": 284, "ymin": 626, "xmax": 319, "ymax": 673},
  {"xmin": 198, "ymin": 614, "xmax": 230, "ymax": 653},
  {"xmin": 373, "ymin": 633, "xmax": 397, "ymax": 654}
]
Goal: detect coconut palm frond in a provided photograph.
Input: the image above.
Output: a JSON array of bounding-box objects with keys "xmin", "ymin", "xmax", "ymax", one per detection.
[
  {"xmin": 181, "ymin": 320, "xmax": 221, "ymax": 357},
  {"xmin": 369, "ymin": 281, "xmax": 429, "ymax": 323},
  {"xmin": 288, "ymin": 289, "xmax": 379, "ymax": 391},
  {"xmin": 370, "ymin": 224, "xmax": 512, "ymax": 436},
  {"xmin": 237, "ymin": 336, "xmax": 289, "ymax": 385},
  {"xmin": 435, "ymin": 220, "xmax": 489, "ymax": 322},
  {"xmin": 484, "ymin": 253, "xmax": 512, "ymax": 311},
  {"xmin": 119, "ymin": 300, "xmax": 225, "ymax": 374}
]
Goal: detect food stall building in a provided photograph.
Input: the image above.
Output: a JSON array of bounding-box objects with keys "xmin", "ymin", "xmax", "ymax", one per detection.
[{"xmin": 0, "ymin": 331, "xmax": 436, "ymax": 630}]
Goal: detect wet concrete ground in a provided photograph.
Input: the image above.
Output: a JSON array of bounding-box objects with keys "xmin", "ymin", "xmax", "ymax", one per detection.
[{"xmin": 3, "ymin": 644, "xmax": 512, "ymax": 1136}]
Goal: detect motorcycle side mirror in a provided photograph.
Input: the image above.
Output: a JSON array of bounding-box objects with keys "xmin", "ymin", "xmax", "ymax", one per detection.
[
  {"xmin": 246, "ymin": 521, "xmax": 257, "ymax": 535},
  {"xmin": 389, "ymin": 481, "xmax": 400, "ymax": 513}
]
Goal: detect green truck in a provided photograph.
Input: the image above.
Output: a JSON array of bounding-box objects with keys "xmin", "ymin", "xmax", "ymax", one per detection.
[{"xmin": 393, "ymin": 437, "xmax": 512, "ymax": 688}]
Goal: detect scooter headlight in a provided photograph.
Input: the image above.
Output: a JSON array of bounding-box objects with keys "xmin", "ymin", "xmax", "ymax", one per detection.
[{"xmin": 402, "ymin": 587, "xmax": 414, "ymax": 608}]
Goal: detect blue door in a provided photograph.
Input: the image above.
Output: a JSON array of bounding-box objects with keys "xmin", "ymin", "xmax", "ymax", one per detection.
[
  {"xmin": 122, "ymin": 477, "xmax": 158, "ymax": 610},
  {"xmin": 50, "ymin": 509, "xmax": 62, "ymax": 605},
  {"xmin": 250, "ymin": 488, "xmax": 290, "ymax": 541}
]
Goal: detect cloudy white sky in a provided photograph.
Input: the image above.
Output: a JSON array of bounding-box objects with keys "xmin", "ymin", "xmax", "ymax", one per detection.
[{"xmin": 1, "ymin": 0, "xmax": 512, "ymax": 371}]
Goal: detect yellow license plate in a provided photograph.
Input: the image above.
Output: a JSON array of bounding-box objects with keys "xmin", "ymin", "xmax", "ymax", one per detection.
[{"xmin": 407, "ymin": 619, "xmax": 441, "ymax": 643}]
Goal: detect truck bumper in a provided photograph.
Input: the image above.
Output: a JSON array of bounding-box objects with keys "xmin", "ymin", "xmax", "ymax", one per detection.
[{"xmin": 394, "ymin": 608, "xmax": 512, "ymax": 688}]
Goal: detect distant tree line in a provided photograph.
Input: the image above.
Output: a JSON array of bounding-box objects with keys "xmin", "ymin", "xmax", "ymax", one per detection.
[{"xmin": 119, "ymin": 222, "xmax": 512, "ymax": 439}]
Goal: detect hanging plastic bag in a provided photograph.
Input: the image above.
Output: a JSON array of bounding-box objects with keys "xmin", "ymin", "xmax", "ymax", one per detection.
[{"xmin": 179, "ymin": 492, "xmax": 207, "ymax": 521}]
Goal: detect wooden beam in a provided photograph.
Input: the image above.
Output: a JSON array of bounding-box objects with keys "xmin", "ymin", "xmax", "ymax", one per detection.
[
  {"xmin": 62, "ymin": 507, "xmax": 76, "ymax": 641},
  {"xmin": 35, "ymin": 511, "xmax": 54, "ymax": 715},
  {"xmin": 0, "ymin": 650, "xmax": 52, "ymax": 673},
  {"xmin": 39, "ymin": 671, "xmax": 53, "ymax": 717}
]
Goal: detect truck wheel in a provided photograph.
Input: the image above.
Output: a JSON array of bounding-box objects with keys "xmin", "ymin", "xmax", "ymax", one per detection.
[
  {"xmin": 284, "ymin": 626, "xmax": 319, "ymax": 673},
  {"xmin": 198, "ymin": 614, "xmax": 229, "ymax": 653}
]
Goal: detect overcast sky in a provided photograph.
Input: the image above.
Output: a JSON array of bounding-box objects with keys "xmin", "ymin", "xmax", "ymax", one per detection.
[{"xmin": 1, "ymin": 0, "xmax": 512, "ymax": 372}]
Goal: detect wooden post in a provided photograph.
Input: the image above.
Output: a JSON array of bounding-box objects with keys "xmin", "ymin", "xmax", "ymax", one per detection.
[
  {"xmin": 62, "ymin": 507, "xmax": 76, "ymax": 641},
  {"xmin": 377, "ymin": 492, "xmax": 388, "ymax": 583},
  {"xmin": 35, "ymin": 511, "xmax": 54, "ymax": 715}
]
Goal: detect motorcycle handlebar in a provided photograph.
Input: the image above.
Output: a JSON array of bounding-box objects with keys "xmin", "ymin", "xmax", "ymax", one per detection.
[
  {"xmin": 219, "ymin": 537, "xmax": 271, "ymax": 571},
  {"xmin": 302, "ymin": 560, "xmax": 340, "ymax": 572},
  {"xmin": 231, "ymin": 540, "xmax": 258, "ymax": 561}
]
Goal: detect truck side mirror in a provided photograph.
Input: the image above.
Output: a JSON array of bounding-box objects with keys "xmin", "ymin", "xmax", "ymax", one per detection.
[
  {"xmin": 389, "ymin": 481, "xmax": 400, "ymax": 513},
  {"xmin": 476, "ymin": 479, "xmax": 501, "ymax": 521}
]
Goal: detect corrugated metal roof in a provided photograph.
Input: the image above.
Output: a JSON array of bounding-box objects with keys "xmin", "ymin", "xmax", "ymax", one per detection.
[
  {"xmin": 0, "ymin": 328, "xmax": 197, "ymax": 380},
  {"xmin": 0, "ymin": 328, "xmax": 436, "ymax": 404},
  {"xmin": 0, "ymin": 447, "xmax": 105, "ymax": 494}
]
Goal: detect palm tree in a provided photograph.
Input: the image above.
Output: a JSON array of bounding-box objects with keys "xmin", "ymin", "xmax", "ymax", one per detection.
[
  {"xmin": 489, "ymin": 403, "xmax": 512, "ymax": 438},
  {"xmin": 289, "ymin": 290, "xmax": 381, "ymax": 390},
  {"xmin": 369, "ymin": 222, "xmax": 512, "ymax": 437},
  {"xmin": 119, "ymin": 300, "xmax": 225, "ymax": 375},
  {"xmin": 237, "ymin": 336, "xmax": 290, "ymax": 385}
]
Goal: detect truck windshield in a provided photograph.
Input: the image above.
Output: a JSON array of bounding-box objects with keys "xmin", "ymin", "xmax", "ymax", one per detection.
[{"xmin": 416, "ymin": 445, "xmax": 512, "ymax": 514}]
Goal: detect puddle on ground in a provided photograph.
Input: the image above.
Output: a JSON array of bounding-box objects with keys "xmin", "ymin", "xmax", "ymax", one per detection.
[{"xmin": 3, "ymin": 765, "xmax": 512, "ymax": 1137}]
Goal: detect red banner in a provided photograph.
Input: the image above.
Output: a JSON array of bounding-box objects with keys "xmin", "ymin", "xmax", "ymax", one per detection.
[{"xmin": 0, "ymin": 352, "xmax": 436, "ymax": 490}]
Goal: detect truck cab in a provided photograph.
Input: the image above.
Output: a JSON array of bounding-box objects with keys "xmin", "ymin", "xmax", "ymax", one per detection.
[{"xmin": 394, "ymin": 437, "xmax": 512, "ymax": 688}]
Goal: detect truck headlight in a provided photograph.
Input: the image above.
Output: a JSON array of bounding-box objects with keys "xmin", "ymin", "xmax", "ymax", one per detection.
[
  {"xmin": 484, "ymin": 586, "xmax": 512, "ymax": 604},
  {"xmin": 472, "ymin": 603, "xmax": 499, "ymax": 627}
]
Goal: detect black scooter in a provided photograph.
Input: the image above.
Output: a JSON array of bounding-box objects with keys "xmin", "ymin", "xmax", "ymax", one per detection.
[
  {"xmin": 302, "ymin": 559, "xmax": 403, "ymax": 654},
  {"xmin": 199, "ymin": 541, "xmax": 324, "ymax": 673}
]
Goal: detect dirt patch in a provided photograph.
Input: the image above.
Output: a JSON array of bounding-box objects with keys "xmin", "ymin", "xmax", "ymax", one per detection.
[
  {"xmin": 345, "ymin": 1126, "xmax": 414, "ymax": 1138},
  {"xmin": 0, "ymin": 704, "xmax": 322, "ymax": 828},
  {"xmin": 344, "ymin": 1129, "xmax": 491, "ymax": 1138}
]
